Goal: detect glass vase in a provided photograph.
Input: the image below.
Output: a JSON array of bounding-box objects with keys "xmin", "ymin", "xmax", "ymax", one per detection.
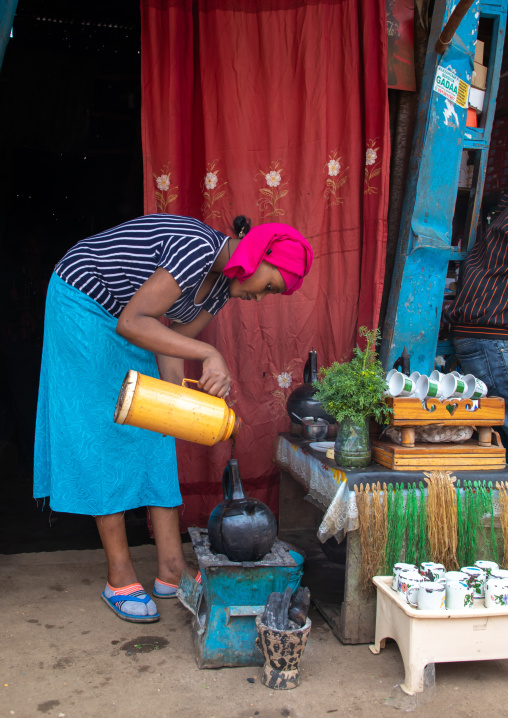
[{"xmin": 334, "ymin": 416, "xmax": 371, "ymax": 468}]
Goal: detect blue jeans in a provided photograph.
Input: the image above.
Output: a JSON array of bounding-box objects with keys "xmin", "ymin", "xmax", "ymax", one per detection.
[{"xmin": 453, "ymin": 336, "xmax": 508, "ymax": 448}]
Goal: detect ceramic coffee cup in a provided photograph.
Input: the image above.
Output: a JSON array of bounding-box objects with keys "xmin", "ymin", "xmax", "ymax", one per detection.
[
  {"xmin": 397, "ymin": 569, "xmax": 424, "ymax": 601},
  {"xmin": 441, "ymin": 374, "xmax": 468, "ymax": 399},
  {"xmin": 388, "ymin": 372, "xmax": 416, "ymax": 397},
  {"xmin": 392, "ymin": 562, "xmax": 418, "ymax": 591},
  {"xmin": 484, "ymin": 578, "xmax": 508, "ymax": 608},
  {"xmin": 446, "ymin": 580, "xmax": 474, "ymax": 610},
  {"xmin": 444, "ymin": 570, "xmax": 469, "ymax": 585},
  {"xmin": 407, "ymin": 580, "xmax": 446, "ymax": 610},
  {"xmin": 415, "ymin": 375, "xmax": 444, "ymax": 401},
  {"xmin": 420, "ymin": 562, "xmax": 446, "ymax": 582},
  {"xmin": 430, "ymin": 370, "xmax": 446, "ymax": 382},
  {"xmin": 490, "ymin": 568, "xmax": 508, "ymax": 581},
  {"xmin": 474, "ymin": 560, "xmax": 499, "ymax": 579},
  {"xmin": 460, "ymin": 566, "xmax": 486, "ymax": 598},
  {"xmin": 463, "ymin": 374, "xmax": 488, "ymax": 400}
]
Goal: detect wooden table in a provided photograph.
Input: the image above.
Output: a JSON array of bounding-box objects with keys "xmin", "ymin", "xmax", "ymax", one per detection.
[{"xmin": 274, "ymin": 432, "xmax": 508, "ymax": 646}]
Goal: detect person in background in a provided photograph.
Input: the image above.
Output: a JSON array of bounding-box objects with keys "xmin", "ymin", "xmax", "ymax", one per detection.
[
  {"xmin": 34, "ymin": 214, "xmax": 312, "ymax": 623},
  {"xmin": 447, "ymin": 191, "xmax": 508, "ymax": 446}
]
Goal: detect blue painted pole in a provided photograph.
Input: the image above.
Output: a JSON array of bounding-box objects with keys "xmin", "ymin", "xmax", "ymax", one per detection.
[{"xmin": 0, "ymin": 0, "xmax": 18, "ymax": 72}]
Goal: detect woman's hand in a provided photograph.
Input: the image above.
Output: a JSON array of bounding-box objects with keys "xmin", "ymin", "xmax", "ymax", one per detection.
[{"xmin": 199, "ymin": 352, "xmax": 231, "ymax": 398}]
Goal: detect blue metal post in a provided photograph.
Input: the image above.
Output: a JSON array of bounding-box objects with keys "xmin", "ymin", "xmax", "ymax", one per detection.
[
  {"xmin": 0, "ymin": 0, "xmax": 18, "ymax": 72},
  {"xmin": 380, "ymin": 0, "xmax": 507, "ymax": 374}
]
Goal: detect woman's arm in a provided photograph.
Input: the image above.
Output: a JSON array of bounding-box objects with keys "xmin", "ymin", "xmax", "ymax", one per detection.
[
  {"xmin": 156, "ymin": 310, "xmax": 218, "ymax": 385},
  {"xmin": 117, "ymin": 267, "xmax": 230, "ymax": 397}
]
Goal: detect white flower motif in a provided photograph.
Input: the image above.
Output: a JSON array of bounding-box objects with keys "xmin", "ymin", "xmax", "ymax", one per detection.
[
  {"xmin": 365, "ymin": 148, "xmax": 377, "ymax": 166},
  {"xmin": 156, "ymin": 174, "xmax": 170, "ymax": 191},
  {"xmin": 266, "ymin": 170, "xmax": 282, "ymax": 187},
  {"xmin": 205, "ymin": 172, "xmax": 218, "ymax": 190},
  {"xmin": 327, "ymin": 159, "xmax": 341, "ymax": 176},
  {"xmin": 277, "ymin": 372, "xmax": 292, "ymax": 389}
]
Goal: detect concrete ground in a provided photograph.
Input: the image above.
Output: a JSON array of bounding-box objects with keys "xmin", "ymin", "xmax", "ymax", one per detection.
[{"xmin": 2, "ymin": 545, "xmax": 508, "ymax": 718}]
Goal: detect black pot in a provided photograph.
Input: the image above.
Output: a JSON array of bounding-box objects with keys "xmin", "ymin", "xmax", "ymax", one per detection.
[
  {"xmin": 208, "ymin": 459, "xmax": 277, "ymax": 562},
  {"xmin": 286, "ymin": 349, "xmax": 337, "ymax": 433}
]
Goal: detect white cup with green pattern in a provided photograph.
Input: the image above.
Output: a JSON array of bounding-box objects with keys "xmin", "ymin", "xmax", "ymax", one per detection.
[
  {"xmin": 415, "ymin": 375, "xmax": 444, "ymax": 400},
  {"xmin": 463, "ymin": 374, "xmax": 488, "ymax": 399},
  {"xmin": 460, "ymin": 566, "xmax": 486, "ymax": 598},
  {"xmin": 388, "ymin": 372, "xmax": 416, "ymax": 397},
  {"xmin": 441, "ymin": 374, "xmax": 468, "ymax": 399},
  {"xmin": 484, "ymin": 578, "xmax": 508, "ymax": 609},
  {"xmin": 446, "ymin": 580, "xmax": 474, "ymax": 610},
  {"xmin": 474, "ymin": 560, "xmax": 499, "ymax": 579}
]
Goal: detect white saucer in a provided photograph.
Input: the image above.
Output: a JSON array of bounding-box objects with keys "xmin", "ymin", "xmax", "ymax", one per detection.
[{"xmin": 309, "ymin": 441, "xmax": 335, "ymax": 453}]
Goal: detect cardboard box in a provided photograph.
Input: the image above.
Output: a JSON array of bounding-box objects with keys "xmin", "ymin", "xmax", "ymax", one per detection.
[
  {"xmin": 472, "ymin": 62, "xmax": 487, "ymax": 90},
  {"xmin": 475, "ymin": 39, "xmax": 484, "ymax": 64},
  {"xmin": 469, "ymin": 87, "xmax": 485, "ymax": 112}
]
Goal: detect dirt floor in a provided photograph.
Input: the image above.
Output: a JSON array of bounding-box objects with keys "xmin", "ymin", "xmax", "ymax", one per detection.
[{"xmin": 2, "ymin": 545, "xmax": 508, "ymax": 718}]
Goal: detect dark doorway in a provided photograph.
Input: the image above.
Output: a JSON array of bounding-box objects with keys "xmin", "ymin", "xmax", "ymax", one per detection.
[{"xmin": 0, "ymin": 1, "xmax": 151, "ymax": 553}]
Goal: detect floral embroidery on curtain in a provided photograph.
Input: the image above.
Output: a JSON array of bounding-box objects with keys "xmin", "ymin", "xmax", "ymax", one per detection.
[
  {"xmin": 364, "ymin": 139, "xmax": 382, "ymax": 195},
  {"xmin": 140, "ymin": 0, "xmax": 390, "ymax": 529},
  {"xmin": 256, "ymin": 160, "xmax": 288, "ymax": 217},
  {"xmin": 324, "ymin": 149, "xmax": 349, "ymax": 206},
  {"xmin": 201, "ymin": 160, "xmax": 227, "ymax": 220},
  {"xmin": 270, "ymin": 360, "xmax": 300, "ymax": 418},
  {"xmin": 154, "ymin": 164, "xmax": 179, "ymax": 212}
]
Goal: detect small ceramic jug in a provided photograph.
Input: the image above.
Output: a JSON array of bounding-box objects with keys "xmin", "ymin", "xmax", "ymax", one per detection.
[
  {"xmin": 484, "ymin": 578, "xmax": 508, "ymax": 609},
  {"xmin": 446, "ymin": 580, "xmax": 474, "ymax": 610},
  {"xmin": 474, "ymin": 560, "xmax": 499, "ymax": 580},
  {"xmin": 420, "ymin": 562, "xmax": 446, "ymax": 582},
  {"xmin": 397, "ymin": 569, "xmax": 424, "ymax": 601},
  {"xmin": 392, "ymin": 562, "xmax": 418, "ymax": 591},
  {"xmin": 407, "ymin": 580, "xmax": 446, "ymax": 610},
  {"xmin": 460, "ymin": 566, "xmax": 486, "ymax": 598}
]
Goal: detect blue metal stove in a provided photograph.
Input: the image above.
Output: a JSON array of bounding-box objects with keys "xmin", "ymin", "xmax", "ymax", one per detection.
[{"xmin": 177, "ymin": 527, "xmax": 304, "ymax": 668}]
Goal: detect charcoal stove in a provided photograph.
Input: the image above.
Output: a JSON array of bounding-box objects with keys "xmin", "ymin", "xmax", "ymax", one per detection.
[{"xmin": 177, "ymin": 527, "xmax": 304, "ymax": 668}]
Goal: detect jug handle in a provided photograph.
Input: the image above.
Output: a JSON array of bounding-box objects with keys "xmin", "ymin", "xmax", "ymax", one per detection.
[
  {"xmin": 182, "ymin": 378, "xmax": 199, "ymax": 388},
  {"xmin": 222, "ymin": 459, "xmax": 245, "ymax": 501}
]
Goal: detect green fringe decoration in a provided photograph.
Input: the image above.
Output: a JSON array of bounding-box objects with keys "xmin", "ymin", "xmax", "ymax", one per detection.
[
  {"xmin": 459, "ymin": 480, "xmax": 499, "ymax": 566},
  {"xmin": 405, "ymin": 483, "xmax": 418, "ymax": 565},
  {"xmin": 487, "ymin": 481, "xmax": 499, "ymax": 565},
  {"xmin": 385, "ymin": 483, "xmax": 406, "ymax": 572},
  {"xmin": 417, "ymin": 480, "xmax": 427, "ymax": 566},
  {"xmin": 456, "ymin": 479, "xmax": 465, "ymax": 568}
]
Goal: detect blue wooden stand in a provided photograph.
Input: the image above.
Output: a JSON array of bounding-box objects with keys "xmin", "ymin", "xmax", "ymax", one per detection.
[{"xmin": 178, "ymin": 528, "xmax": 304, "ymax": 668}]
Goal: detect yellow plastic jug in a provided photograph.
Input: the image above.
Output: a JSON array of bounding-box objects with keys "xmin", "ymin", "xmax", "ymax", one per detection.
[{"xmin": 114, "ymin": 370, "xmax": 241, "ymax": 446}]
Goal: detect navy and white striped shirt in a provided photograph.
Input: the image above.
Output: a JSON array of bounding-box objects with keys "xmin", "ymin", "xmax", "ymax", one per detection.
[{"xmin": 55, "ymin": 215, "xmax": 231, "ymax": 322}]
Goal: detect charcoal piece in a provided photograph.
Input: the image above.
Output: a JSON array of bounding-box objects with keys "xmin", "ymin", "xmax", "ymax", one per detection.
[
  {"xmin": 262, "ymin": 587, "xmax": 293, "ymax": 630},
  {"xmin": 288, "ymin": 587, "xmax": 311, "ymax": 627}
]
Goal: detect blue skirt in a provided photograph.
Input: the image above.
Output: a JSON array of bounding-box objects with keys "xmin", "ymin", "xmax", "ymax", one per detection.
[{"xmin": 34, "ymin": 273, "xmax": 181, "ymax": 515}]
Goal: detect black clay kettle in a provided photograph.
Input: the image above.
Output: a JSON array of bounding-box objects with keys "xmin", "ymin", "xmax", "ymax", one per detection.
[
  {"xmin": 208, "ymin": 459, "xmax": 277, "ymax": 562},
  {"xmin": 286, "ymin": 348, "xmax": 337, "ymax": 431}
]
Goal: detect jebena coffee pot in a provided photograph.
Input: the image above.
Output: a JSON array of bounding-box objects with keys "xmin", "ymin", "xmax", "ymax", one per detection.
[{"xmin": 208, "ymin": 459, "xmax": 277, "ymax": 562}]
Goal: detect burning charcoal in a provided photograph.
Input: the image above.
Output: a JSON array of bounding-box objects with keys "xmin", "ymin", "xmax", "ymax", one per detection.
[
  {"xmin": 288, "ymin": 587, "xmax": 311, "ymax": 627},
  {"xmin": 262, "ymin": 587, "xmax": 293, "ymax": 630}
]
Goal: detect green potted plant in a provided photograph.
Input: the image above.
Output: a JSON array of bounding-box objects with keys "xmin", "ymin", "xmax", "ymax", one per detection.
[{"xmin": 312, "ymin": 327, "xmax": 391, "ymax": 468}]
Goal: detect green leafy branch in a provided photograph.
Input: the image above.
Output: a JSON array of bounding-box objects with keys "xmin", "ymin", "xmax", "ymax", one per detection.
[{"xmin": 312, "ymin": 327, "xmax": 392, "ymax": 425}]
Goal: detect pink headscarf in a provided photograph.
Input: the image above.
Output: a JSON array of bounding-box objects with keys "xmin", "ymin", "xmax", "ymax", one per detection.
[{"xmin": 223, "ymin": 223, "xmax": 313, "ymax": 295}]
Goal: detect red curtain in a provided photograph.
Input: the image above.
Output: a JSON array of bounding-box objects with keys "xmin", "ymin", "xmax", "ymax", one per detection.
[{"xmin": 140, "ymin": 0, "xmax": 390, "ymax": 529}]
